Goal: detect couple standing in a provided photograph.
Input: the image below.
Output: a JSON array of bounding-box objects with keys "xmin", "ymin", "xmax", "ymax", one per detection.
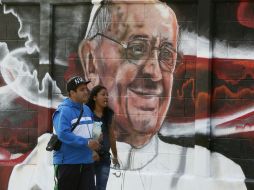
[{"xmin": 52, "ymin": 76, "xmax": 119, "ymax": 190}]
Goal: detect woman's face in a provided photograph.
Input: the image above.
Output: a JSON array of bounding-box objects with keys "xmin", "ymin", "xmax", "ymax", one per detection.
[{"xmin": 94, "ymin": 88, "xmax": 109, "ymax": 109}]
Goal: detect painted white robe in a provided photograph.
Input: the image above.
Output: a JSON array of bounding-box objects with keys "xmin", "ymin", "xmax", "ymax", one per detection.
[
  {"xmin": 107, "ymin": 136, "xmax": 246, "ymax": 190},
  {"xmin": 8, "ymin": 134, "xmax": 246, "ymax": 190}
]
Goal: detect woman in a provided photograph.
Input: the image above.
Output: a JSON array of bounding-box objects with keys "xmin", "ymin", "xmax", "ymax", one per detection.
[{"xmin": 87, "ymin": 85, "xmax": 119, "ymax": 190}]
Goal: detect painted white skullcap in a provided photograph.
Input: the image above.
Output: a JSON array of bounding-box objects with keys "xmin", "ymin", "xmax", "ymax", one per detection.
[{"xmin": 85, "ymin": 0, "xmax": 103, "ymax": 39}]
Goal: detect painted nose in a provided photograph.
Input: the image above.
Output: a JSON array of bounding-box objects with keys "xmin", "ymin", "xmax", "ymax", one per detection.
[{"xmin": 142, "ymin": 38, "xmax": 162, "ymax": 81}]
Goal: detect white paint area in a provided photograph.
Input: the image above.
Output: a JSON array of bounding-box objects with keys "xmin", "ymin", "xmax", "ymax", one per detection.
[
  {"xmin": 0, "ymin": 45, "xmax": 64, "ymax": 108},
  {"xmin": 162, "ymin": 110, "xmax": 254, "ymax": 138},
  {"xmin": 85, "ymin": 0, "xmax": 103, "ymax": 39},
  {"xmin": 0, "ymin": 7, "xmax": 64, "ymax": 108},
  {"xmin": 155, "ymin": 3, "xmax": 170, "ymax": 19},
  {"xmin": 3, "ymin": 5, "xmax": 39, "ymax": 54},
  {"xmin": 8, "ymin": 134, "xmax": 54, "ymax": 190},
  {"xmin": 8, "ymin": 134, "xmax": 247, "ymax": 190},
  {"xmin": 179, "ymin": 30, "xmax": 254, "ymax": 60}
]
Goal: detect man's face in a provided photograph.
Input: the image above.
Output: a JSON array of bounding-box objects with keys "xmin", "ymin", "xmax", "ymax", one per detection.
[
  {"xmin": 72, "ymin": 84, "xmax": 89, "ymax": 103},
  {"xmin": 84, "ymin": 3, "xmax": 178, "ymax": 147}
]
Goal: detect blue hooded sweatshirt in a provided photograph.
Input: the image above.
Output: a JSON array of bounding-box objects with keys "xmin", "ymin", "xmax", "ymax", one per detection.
[{"xmin": 53, "ymin": 98, "xmax": 94, "ymax": 164}]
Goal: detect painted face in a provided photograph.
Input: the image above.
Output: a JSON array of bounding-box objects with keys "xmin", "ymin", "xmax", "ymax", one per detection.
[
  {"xmin": 86, "ymin": 3, "xmax": 178, "ymax": 147},
  {"xmin": 94, "ymin": 88, "xmax": 109, "ymax": 109},
  {"xmin": 72, "ymin": 84, "xmax": 89, "ymax": 103}
]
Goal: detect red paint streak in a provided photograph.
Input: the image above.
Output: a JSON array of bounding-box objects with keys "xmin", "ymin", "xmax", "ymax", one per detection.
[
  {"xmin": 177, "ymin": 78, "xmax": 195, "ymax": 100},
  {"xmin": 0, "ymin": 149, "xmax": 31, "ymax": 190},
  {"xmin": 0, "ymin": 147, "xmax": 11, "ymax": 160},
  {"xmin": 215, "ymin": 110, "xmax": 254, "ymax": 138},
  {"xmin": 218, "ymin": 110, "xmax": 254, "ymax": 128},
  {"xmin": 170, "ymin": 56, "xmax": 254, "ymax": 120},
  {"xmin": 213, "ymin": 58, "xmax": 254, "ymax": 84},
  {"xmin": 237, "ymin": 1, "xmax": 254, "ymax": 29},
  {"xmin": 0, "ymin": 151, "xmax": 31, "ymax": 165},
  {"xmin": 14, "ymin": 97, "xmax": 38, "ymax": 110},
  {"xmin": 0, "ymin": 165, "xmax": 13, "ymax": 190},
  {"xmin": 64, "ymin": 52, "xmax": 84, "ymax": 81},
  {"xmin": 195, "ymin": 92, "xmax": 211, "ymax": 118},
  {"xmin": 235, "ymin": 123, "xmax": 252, "ymax": 129},
  {"xmin": 213, "ymin": 85, "xmax": 254, "ymax": 99},
  {"xmin": 38, "ymin": 107, "xmax": 56, "ymax": 136}
]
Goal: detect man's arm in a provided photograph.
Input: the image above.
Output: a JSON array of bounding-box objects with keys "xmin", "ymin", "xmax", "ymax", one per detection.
[
  {"xmin": 53, "ymin": 108, "xmax": 89, "ymax": 148},
  {"xmin": 54, "ymin": 107, "xmax": 100, "ymax": 150}
]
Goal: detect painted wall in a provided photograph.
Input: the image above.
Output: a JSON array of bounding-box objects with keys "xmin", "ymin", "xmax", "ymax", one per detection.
[{"xmin": 0, "ymin": 0, "xmax": 254, "ymax": 190}]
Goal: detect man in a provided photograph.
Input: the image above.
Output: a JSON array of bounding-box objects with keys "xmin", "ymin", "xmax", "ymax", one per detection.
[
  {"xmin": 8, "ymin": 76, "xmax": 101, "ymax": 190},
  {"xmin": 52, "ymin": 76, "xmax": 100, "ymax": 190},
  {"xmin": 78, "ymin": 0, "xmax": 247, "ymax": 190}
]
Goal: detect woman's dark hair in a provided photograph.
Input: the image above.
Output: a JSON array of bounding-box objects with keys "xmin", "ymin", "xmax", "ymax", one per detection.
[
  {"xmin": 87, "ymin": 85, "xmax": 106, "ymax": 111},
  {"xmin": 86, "ymin": 85, "xmax": 113, "ymax": 127}
]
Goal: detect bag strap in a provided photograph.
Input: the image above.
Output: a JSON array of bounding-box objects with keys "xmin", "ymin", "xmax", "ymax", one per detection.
[{"xmin": 71, "ymin": 107, "xmax": 84, "ymax": 132}]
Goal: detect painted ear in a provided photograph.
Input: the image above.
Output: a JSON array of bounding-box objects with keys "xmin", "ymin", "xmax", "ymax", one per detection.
[{"xmin": 78, "ymin": 40, "xmax": 100, "ymax": 90}]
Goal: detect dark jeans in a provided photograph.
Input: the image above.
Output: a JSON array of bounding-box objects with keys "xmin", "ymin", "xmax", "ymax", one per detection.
[
  {"xmin": 54, "ymin": 164, "xmax": 95, "ymax": 190},
  {"xmin": 94, "ymin": 160, "xmax": 111, "ymax": 190}
]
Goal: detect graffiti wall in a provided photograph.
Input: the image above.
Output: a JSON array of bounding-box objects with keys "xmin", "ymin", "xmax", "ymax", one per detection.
[{"xmin": 0, "ymin": 0, "xmax": 254, "ymax": 189}]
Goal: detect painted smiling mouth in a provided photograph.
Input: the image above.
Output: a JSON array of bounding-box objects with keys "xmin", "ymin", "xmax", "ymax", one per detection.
[
  {"xmin": 127, "ymin": 88, "xmax": 160, "ymax": 111},
  {"xmin": 128, "ymin": 87, "xmax": 162, "ymax": 97},
  {"xmin": 139, "ymin": 105, "xmax": 156, "ymax": 111}
]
